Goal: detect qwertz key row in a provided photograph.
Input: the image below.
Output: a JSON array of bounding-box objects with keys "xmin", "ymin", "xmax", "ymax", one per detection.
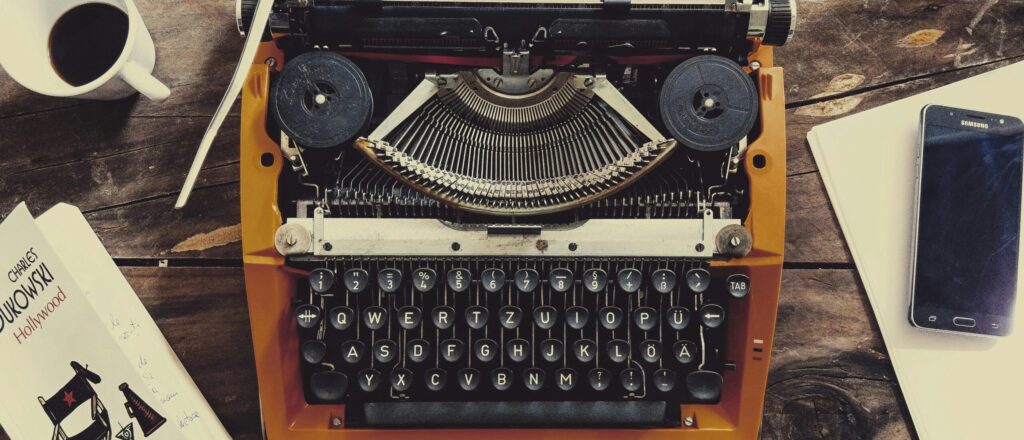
[{"xmin": 294, "ymin": 259, "xmax": 751, "ymax": 408}]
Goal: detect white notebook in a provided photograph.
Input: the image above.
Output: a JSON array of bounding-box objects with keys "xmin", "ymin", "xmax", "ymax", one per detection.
[
  {"xmin": 808, "ymin": 62, "xmax": 1024, "ymax": 440},
  {"xmin": 0, "ymin": 203, "xmax": 230, "ymax": 440}
]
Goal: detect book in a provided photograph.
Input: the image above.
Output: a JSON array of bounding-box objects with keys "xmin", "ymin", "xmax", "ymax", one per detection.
[
  {"xmin": 0, "ymin": 203, "xmax": 230, "ymax": 440},
  {"xmin": 808, "ymin": 61, "xmax": 1024, "ymax": 439}
]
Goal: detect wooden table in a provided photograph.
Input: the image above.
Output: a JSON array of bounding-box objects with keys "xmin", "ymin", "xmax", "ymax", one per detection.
[{"xmin": 1, "ymin": 1, "xmax": 1021, "ymax": 438}]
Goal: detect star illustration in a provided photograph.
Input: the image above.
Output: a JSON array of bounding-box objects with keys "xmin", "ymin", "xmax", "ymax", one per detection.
[{"xmin": 62, "ymin": 390, "xmax": 76, "ymax": 407}]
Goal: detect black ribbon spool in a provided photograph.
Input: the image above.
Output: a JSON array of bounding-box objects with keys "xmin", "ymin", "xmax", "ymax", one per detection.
[
  {"xmin": 270, "ymin": 51, "xmax": 373, "ymax": 149},
  {"xmin": 659, "ymin": 55, "xmax": 759, "ymax": 152}
]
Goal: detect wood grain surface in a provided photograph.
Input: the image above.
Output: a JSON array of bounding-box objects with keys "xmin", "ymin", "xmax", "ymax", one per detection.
[{"xmin": 2, "ymin": 0, "xmax": 1023, "ymax": 438}]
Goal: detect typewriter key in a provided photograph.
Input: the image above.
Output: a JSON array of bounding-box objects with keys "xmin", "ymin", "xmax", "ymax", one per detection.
[
  {"xmin": 343, "ymin": 268, "xmax": 369, "ymax": 294},
  {"xmin": 458, "ymin": 368, "xmax": 481, "ymax": 391},
  {"xmin": 270, "ymin": 52, "xmax": 373, "ymax": 149},
  {"xmin": 685, "ymin": 268, "xmax": 711, "ymax": 293},
  {"xmin": 727, "ymin": 274, "xmax": 752, "ymax": 298},
  {"xmin": 358, "ymin": 369, "xmax": 382, "ymax": 392},
  {"xmin": 309, "ymin": 268, "xmax": 334, "ymax": 293},
  {"xmin": 524, "ymin": 368, "xmax": 546, "ymax": 391},
  {"xmin": 588, "ymin": 368, "xmax": 611, "ymax": 391},
  {"xmin": 533, "ymin": 306, "xmax": 558, "ymax": 330},
  {"xmin": 447, "ymin": 268, "xmax": 471, "ymax": 293},
  {"xmin": 654, "ymin": 369, "xmax": 676, "ymax": 392},
  {"xmin": 295, "ymin": 304, "xmax": 321, "ymax": 329},
  {"xmin": 301, "ymin": 340, "xmax": 326, "ymax": 364},
  {"xmin": 651, "ymin": 269, "xmax": 677, "ymax": 294},
  {"xmin": 660, "ymin": 55, "xmax": 759, "ymax": 152},
  {"xmin": 583, "ymin": 269, "xmax": 608, "ymax": 293},
  {"xmin": 514, "ymin": 268, "xmax": 540, "ymax": 293},
  {"xmin": 310, "ymin": 371, "xmax": 347, "ymax": 402}
]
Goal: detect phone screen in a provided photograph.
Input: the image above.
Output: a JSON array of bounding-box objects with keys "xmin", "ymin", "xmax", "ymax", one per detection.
[{"xmin": 915, "ymin": 121, "xmax": 1023, "ymax": 327}]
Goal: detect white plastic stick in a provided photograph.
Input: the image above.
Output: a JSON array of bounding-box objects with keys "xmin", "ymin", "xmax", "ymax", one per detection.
[{"xmin": 174, "ymin": 0, "xmax": 275, "ymax": 209}]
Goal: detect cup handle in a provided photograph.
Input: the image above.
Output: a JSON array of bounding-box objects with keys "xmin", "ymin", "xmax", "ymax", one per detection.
[{"xmin": 121, "ymin": 62, "xmax": 171, "ymax": 101}]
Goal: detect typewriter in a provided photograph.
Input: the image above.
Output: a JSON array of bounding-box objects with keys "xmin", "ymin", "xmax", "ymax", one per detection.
[{"xmin": 236, "ymin": 0, "xmax": 794, "ymax": 437}]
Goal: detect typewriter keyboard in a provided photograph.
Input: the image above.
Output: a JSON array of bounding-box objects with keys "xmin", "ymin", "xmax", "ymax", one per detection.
[{"xmin": 294, "ymin": 259, "xmax": 750, "ymax": 427}]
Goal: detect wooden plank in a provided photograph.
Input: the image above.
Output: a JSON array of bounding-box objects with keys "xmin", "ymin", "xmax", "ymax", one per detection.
[
  {"xmin": 776, "ymin": 0, "xmax": 1024, "ymax": 103},
  {"xmin": 763, "ymin": 269, "xmax": 913, "ymax": 439}
]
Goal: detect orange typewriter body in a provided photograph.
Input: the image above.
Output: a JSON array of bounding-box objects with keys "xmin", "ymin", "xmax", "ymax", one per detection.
[{"xmin": 240, "ymin": 34, "xmax": 786, "ymax": 437}]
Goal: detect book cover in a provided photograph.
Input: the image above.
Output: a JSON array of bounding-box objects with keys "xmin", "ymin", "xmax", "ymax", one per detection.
[{"xmin": 0, "ymin": 203, "xmax": 221, "ymax": 440}]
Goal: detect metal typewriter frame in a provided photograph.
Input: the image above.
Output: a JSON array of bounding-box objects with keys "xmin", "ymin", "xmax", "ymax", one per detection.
[{"xmin": 239, "ymin": 36, "xmax": 786, "ymax": 438}]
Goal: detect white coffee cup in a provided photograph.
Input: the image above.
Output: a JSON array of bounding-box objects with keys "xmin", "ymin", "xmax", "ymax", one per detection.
[{"xmin": 0, "ymin": 0, "xmax": 170, "ymax": 100}]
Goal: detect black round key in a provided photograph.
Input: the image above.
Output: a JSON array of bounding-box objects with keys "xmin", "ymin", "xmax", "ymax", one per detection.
[
  {"xmin": 654, "ymin": 369, "xmax": 676, "ymax": 392},
  {"xmin": 431, "ymin": 306, "xmax": 456, "ymax": 330},
  {"xmin": 667, "ymin": 307, "xmax": 691, "ymax": 330},
  {"xmin": 607, "ymin": 339, "xmax": 629, "ymax": 363},
  {"xmin": 310, "ymin": 371, "xmax": 347, "ymax": 402},
  {"xmin": 533, "ymin": 306, "xmax": 557, "ymax": 330},
  {"xmin": 556, "ymin": 368, "xmax": 577, "ymax": 391},
  {"xmin": 621, "ymin": 368, "xmax": 642, "ymax": 392},
  {"xmin": 481, "ymin": 268, "xmax": 506, "ymax": 293},
  {"xmin": 358, "ymin": 368, "xmax": 382, "ymax": 392},
  {"xmin": 616, "ymin": 268, "xmax": 642, "ymax": 293},
  {"xmin": 441, "ymin": 339, "xmax": 465, "ymax": 363},
  {"xmin": 686, "ymin": 268, "xmax": 711, "ymax": 293},
  {"xmin": 362, "ymin": 306, "xmax": 387, "ymax": 331},
  {"xmin": 491, "ymin": 368, "xmax": 513, "ymax": 391},
  {"xmin": 426, "ymin": 368, "xmax": 447, "ymax": 391},
  {"xmin": 390, "ymin": 368, "xmax": 413, "ymax": 392},
  {"xmin": 397, "ymin": 306, "xmax": 422, "ymax": 330},
  {"xmin": 633, "ymin": 307, "xmax": 658, "ymax": 331},
  {"xmin": 458, "ymin": 368, "xmax": 481, "ymax": 391},
  {"xmin": 549, "ymin": 268, "xmax": 574, "ymax": 293},
  {"xmin": 514, "ymin": 268, "xmax": 540, "ymax": 293},
  {"xmin": 343, "ymin": 268, "xmax": 369, "ymax": 293},
  {"xmin": 447, "ymin": 268, "xmax": 471, "ymax": 293},
  {"xmin": 412, "ymin": 268, "xmax": 437, "ymax": 292},
  {"xmin": 674, "ymin": 340, "xmax": 696, "ymax": 364},
  {"xmin": 641, "ymin": 340, "xmax": 662, "ymax": 363},
  {"xmin": 588, "ymin": 368, "xmax": 611, "ymax": 391},
  {"xmin": 341, "ymin": 340, "xmax": 365, "ymax": 364},
  {"xmin": 474, "ymin": 339, "xmax": 498, "ymax": 362},
  {"xmin": 583, "ymin": 268, "xmax": 608, "ymax": 293},
  {"xmin": 373, "ymin": 339, "xmax": 398, "ymax": 363},
  {"xmin": 699, "ymin": 303, "xmax": 726, "ymax": 328},
  {"xmin": 651, "ymin": 269, "xmax": 676, "ymax": 294},
  {"xmin": 302, "ymin": 340, "xmax": 326, "ymax": 364},
  {"xmin": 574, "ymin": 339, "xmax": 597, "ymax": 362},
  {"xmin": 565, "ymin": 306, "xmax": 589, "ymax": 330},
  {"xmin": 378, "ymin": 268, "xmax": 403, "ymax": 293},
  {"xmin": 727, "ymin": 274, "xmax": 751, "ymax": 298},
  {"xmin": 540, "ymin": 339, "xmax": 563, "ymax": 362},
  {"xmin": 524, "ymin": 368, "xmax": 546, "ymax": 391},
  {"xmin": 499, "ymin": 306, "xmax": 523, "ymax": 330},
  {"xmin": 507, "ymin": 339, "xmax": 530, "ymax": 363},
  {"xmin": 406, "ymin": 339, "xmax": 430, "ymax": 363},
  {"xmin": 309, "ymin": 268, "xmax": 335, "ymax": 293},
  {"xmin": 295, "ymin": 304, "xmax": 322, "ymax": 329},
  {"xmin": 328, "ymin": 306, "xmax": 355, "ymax": 331},
  {"xmin": 599, "ymin": 306, "xmax": 624, "ymax": 330},
  {"xmin": 465, "ymin": 305, "xmax": 489, "ymax": 329},
  {"xmin": 686, "ymin": 370, "xmax": 723, "ymax": 402}
]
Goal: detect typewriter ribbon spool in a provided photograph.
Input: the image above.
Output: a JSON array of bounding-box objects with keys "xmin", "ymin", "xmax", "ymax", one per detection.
[
  {"xmin": 659, "ymin": 55, "xmax": 760, "ymax": 152},
  {"xmin": 270, "ymin": 51, "xmax": 373, "ymax": 149}
]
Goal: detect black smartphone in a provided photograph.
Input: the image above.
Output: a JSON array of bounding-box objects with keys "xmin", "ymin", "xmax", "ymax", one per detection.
[{"xmin": 909, "ymin": 104, "xmax": 1024, "ymax": 336}]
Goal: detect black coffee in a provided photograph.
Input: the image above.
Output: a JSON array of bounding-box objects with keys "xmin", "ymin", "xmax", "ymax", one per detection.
[{"xmin": 49, "ymin": 3, "xmax": 129, "ymax": 86}]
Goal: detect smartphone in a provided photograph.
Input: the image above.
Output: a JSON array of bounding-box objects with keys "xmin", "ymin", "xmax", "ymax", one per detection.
[{"xmin": 909, "ymin": 105, "xmax": 1024, "ymax": 336}]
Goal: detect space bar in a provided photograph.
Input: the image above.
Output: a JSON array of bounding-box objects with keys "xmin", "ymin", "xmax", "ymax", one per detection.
[{"xmin": 347, "ymin": 401, "xmax": 676, "ymax": 428}]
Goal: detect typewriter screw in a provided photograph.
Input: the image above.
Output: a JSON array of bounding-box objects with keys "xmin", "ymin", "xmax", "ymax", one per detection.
[
  {"xmin": 684, "ymin": 416, "xmax": 695, "ymax": 427},
  {"xmin": 695, "ymin": 243, "xmax": 705, "ymax": 252},
  {"xmin": 451, "ymin": 242, "xmax": 461, "ymax": 251},
  {"xmin": 749, "ymin": 60, "xmax": 761, "ymax": 70},
  {"xmin": 330, "ymin": 416, "xmax": 342, "ymax": 428},
  {"xmin": 264, "ymin": 57, "xmax": 277, "ymax": 68},
  {"xmin": 323, "ymin": 242, "xmax": 333, "ymax": 251},
  {"xmin": 568, "ymin": 242, "xmax": 578, "ymax": 251}
]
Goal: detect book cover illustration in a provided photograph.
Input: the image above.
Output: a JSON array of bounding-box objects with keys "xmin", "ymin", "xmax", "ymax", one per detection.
[{"xmin": 0, "ymin": 204, "xmax": 176, "ymax": 440}]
